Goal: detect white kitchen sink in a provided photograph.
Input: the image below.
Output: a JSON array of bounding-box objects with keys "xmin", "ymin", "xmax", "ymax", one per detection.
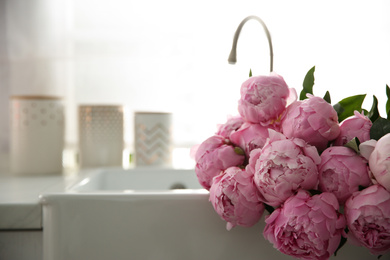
[
  {"xmin": 67, "ymin": 167, "xmax": 203, "ymax": 192},
  {"xmin": 40, "ymin": 168, "xmax": 378, "ymax": 260}
]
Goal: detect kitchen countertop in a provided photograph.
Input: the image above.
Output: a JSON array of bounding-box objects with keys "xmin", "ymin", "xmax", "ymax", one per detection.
[
  {"xmin": 0, "ymin": 162, "xmax": 194, "ymax": 230},
  {"xmin": 0, "ymin": 171, "xmax": 78, "ymax": 230}
]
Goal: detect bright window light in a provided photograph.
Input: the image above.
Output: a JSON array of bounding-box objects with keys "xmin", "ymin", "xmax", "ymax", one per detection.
[
  {"xmin": 2, "ymin": 0, "xmax": 390, "ymax": 162},
  {"xmin": 70, "ymin": 0, "xmax": 390, "ymax": 150}
]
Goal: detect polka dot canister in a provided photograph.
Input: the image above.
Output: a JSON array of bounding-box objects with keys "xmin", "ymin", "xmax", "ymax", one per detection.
[
  {"xmin": 78, "ymin": 105, "xmax": 124, "ymax": 168},
  {"xmin": 10, "ymin": 96, "xmax": 65, "ymax": 175}
]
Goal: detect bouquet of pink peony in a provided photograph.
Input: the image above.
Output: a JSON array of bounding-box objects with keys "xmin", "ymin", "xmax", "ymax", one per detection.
[{"xmin": 193, "ymin": 66, "xmax": 390, "ymax": 259}]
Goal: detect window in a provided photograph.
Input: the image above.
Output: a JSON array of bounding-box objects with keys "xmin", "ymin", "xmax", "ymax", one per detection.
[{"xmin": 1, "ymin": 0, "xmax": 390, "ymax": 169}]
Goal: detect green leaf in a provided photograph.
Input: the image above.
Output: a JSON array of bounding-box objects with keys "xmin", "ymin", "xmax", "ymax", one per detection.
[
  {"xmin": 234, "ymin": 146, "xmax": 245, "ymax": 155},
  {"xmin": 344, "ymin": 137, "xmax": 360, "ymax": 154},
  {"xmin": 299, "ymin": 66, "xmax": 315, "ymax": 100},
  {"xmin": 334, "ymin": 227, "xmax": 349, "ymax": 256},
  {"xmin": 323, "ymin": 91, "xmax": 331, "ymax": 104},
  {"xmin": 308, "ymin": 190, "xmax": 322, "ymax": 196},
  {"xmin": 333, "ymin": 94, "xmax": 366, "ymax": 122},
  {"xmin": 249, "ymin": 69, "xmax": 252, "ymax": 77},
  {"xmin": 334, "ymin": 235, "xmax": 347, "ymax": 256},
  {"xmin": 366, "ymin": 95, "xmax": 380, "ymax": 123},
  {"xmin": 370, "ymin": 117, "xmax": 390, "ymax": 140},
  {"xmin": 264, "ymin": 204, "xmax": 274, "ymax": 214},
  {"xmin": 386, "ymin": 85, "xmax": 390, "ymax": 119}
]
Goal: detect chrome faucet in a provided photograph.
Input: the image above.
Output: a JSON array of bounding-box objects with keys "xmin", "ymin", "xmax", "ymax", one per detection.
[{"xmin": 228, "ymin": 15, "xmax": 274, "ymax": 72}]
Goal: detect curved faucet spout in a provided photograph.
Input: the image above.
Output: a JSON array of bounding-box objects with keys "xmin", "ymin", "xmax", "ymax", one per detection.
[{"xmin": 228, "ymin": 15, "xmax": 274, "ymax": 72}]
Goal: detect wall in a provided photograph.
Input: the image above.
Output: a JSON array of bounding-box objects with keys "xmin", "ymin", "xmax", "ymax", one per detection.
[
  {"xmin": 0, "ymin": 0, "xmax": 10, "ymax": 171},
  {"xmin": 0, "ymin": 0, "xmax": 72, "ymax": 171}
]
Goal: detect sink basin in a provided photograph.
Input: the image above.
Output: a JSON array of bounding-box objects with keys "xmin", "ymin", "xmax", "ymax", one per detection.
[
  {"xmin": 40, "ymin": 168, "xmax": 378, "ymax": 260},
  {"xmin": 68, "ymin": 168, "xmax": 203, "ymax": 192}
]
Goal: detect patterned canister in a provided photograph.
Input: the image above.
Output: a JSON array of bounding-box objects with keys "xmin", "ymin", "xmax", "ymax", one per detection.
[
  {"xmin": 10, "ymin": 96, "xmax": 65, "ymax": 175},
  {"xmin": 78, "ymin": 105, "xmax": 124, "ymax": 168},
  {"xmin": 134, "ymin": 112, "xmax": 172, "ymax": 167}
]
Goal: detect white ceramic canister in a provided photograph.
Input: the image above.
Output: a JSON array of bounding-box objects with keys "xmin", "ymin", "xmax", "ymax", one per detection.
[
  {"xmin": 134, "ymin": 112, "xmax": 172, "ymax": 167},
  {"xmin": 78, "ymin": 105, "xmax": 124, "ymax": 168},
  {"xmin": 10, "ymin": 96, "xmax": 65, "ymax": 175}
]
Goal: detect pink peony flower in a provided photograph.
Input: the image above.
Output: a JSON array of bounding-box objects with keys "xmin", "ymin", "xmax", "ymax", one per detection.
[
  {"xmin": 264, "ymin": 191, "xmax": 346, "ymax": 260},
  {"xmin": 333, "ymin": 111, "xmax": 372, "ymax": 146},
  {"xmin": 194, "ymin": 135, "xmax": 245, "ymax": 190},
  {"xmin": 251, "ymin": 129, "xmax": 320, "ymax": 207},
  {"xmin": 216, "ymin": 115, "xmax": 245, "ymax": 139},
  {"xmin": 281, "ymin": 94, "xmax": 340, "ymax": 152},
  {"xmin": 230, "ymin": 122, "xmax": 270, "ymax": 157},
  {"xmin": 209, "ymin": 167, "xmax": 265, "ymax": 230},
  {"xmin": 318, "ymin": 146, "xmax": 371, "ymax": 204},
  {"xmin": 368, "ymin": 133, "xmax": 390, "ymax": 191},
  {"xmin": 359, "ymin": 139, "xmax": 377, "ymax": 161},
  {"xmin": 238, "ymin": 73, "xmax": 295, "ymax": 125},
  {"xmin": 344, "ymin": 184, "xmax": 390, "ymax": 255}
]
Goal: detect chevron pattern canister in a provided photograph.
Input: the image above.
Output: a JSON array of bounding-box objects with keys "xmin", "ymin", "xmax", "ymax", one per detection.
[{"xmin": 134, "ymin": 112, "xmax": 172, "ymax": 167}]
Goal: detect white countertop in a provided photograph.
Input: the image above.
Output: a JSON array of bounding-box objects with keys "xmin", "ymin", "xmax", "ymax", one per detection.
[
  {"xmin": 0, "ymin": 172, "xmax": 77, "ymax": 230},
  {"xmin": 0, "ymin": 161, "xmax": 195, "ymax": 230}
]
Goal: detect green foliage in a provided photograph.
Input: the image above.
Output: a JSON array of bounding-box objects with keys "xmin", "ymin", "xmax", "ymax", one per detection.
[
  {"xmin": 249, "ymin": 69, "xmax": 252, "ymax": 77},
  {"xmin": 334, "ymin": 227, "xmax": 349, "ymax": 257},
  {"xmin": 344, "ymin": 137, "xmax": 360, "ymax": 154},
  {"xmin": 298, "ymin": 67, "xmax": 390, "ymax": 140},
  {"xmin": 386, "ymin": 85, "xmax": 390, "ymax": 119},
  {"xmin": 366, "ymin": 95, "xmax": 380, "ymax": 123},
  {"xmin": 234, "ymin": 146, "xmax": 245, "ymax": 155},
  {"xmin": 323, "ymin": 91, "xmax": 331, "ymax": 104},
  {"xmin": 334, "ymin": 236, "xmax": 347, "ymax": 256},
  {"xmin": 299, "ymin": 66, "xmax": 315, "ymax": 100},
  {"xmin": 333, "ymin": 94, "xmax": 366, "ymax": 122},
  {"xmin": 308, "ymin": 190, "xmax": 322, "ymax": 196},
  {"xmin": 264, "ymin": 204, "xmax": 274, "ymax": 215},
  {"xmin": 370, "ymin": 117, "xmax": 390, "ymax": 140}
]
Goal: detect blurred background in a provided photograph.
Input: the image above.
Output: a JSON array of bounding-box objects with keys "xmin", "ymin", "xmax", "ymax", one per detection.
[{"xmin": 1, "ymin": 0, "xmax": 390, "ymax": 171}]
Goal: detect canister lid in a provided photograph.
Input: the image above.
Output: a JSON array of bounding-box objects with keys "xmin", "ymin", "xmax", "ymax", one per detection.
[{"xmin": 10, "ymin": 95, "xmax": 63, "ymax": 100}]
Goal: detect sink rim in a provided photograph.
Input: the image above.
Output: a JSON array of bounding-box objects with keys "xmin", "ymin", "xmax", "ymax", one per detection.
[{"xmin": 61, "ymin": 167, "xmax": 207, "ymax": 194}]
